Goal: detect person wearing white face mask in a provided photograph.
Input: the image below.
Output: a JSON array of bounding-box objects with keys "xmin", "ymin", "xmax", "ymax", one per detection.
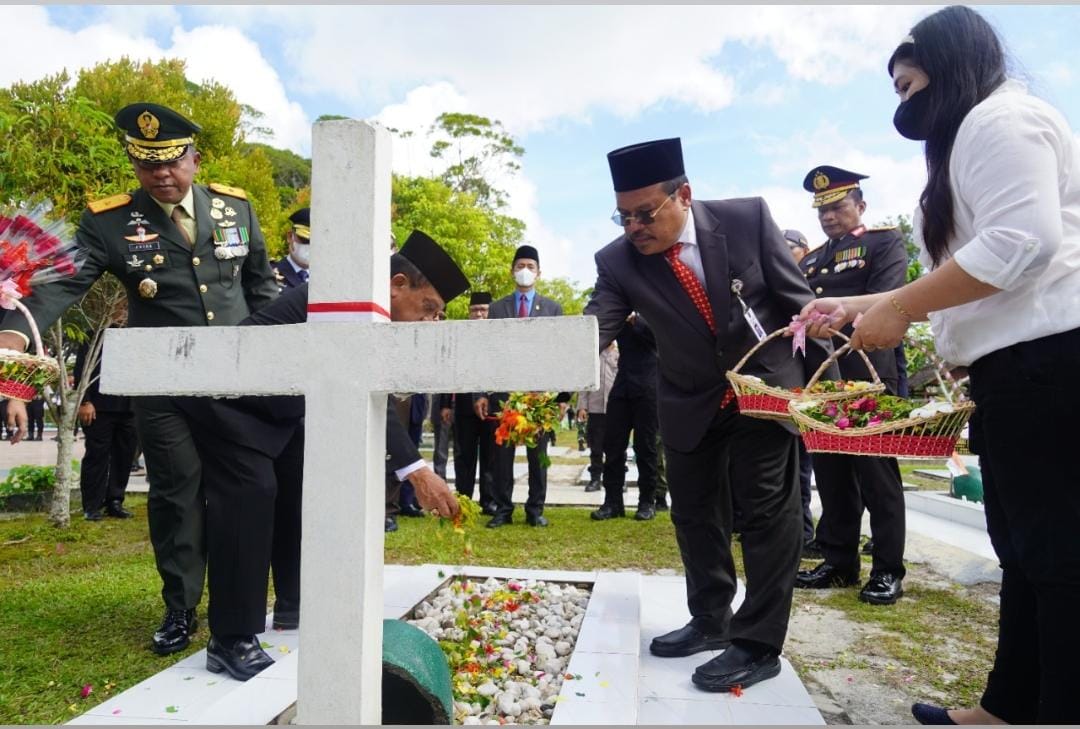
[
  {"xmin": 473, "ymin": 245, "xmax": 570, "ymax": 528},
  {"xmin": 270, "ymin": 208, "xmax": 311, "ymax": 289}
]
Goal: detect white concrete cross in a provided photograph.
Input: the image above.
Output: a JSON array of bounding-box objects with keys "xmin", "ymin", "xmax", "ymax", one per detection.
[{"xmin": 99, "ymin": 120, "xmax": 599, "ymax": 724}]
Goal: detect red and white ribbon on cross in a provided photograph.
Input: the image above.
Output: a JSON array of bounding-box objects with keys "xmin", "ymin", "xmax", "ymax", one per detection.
[{"xmin": 307, "ymin": 301, "xmax": 391, "ymax": 323}]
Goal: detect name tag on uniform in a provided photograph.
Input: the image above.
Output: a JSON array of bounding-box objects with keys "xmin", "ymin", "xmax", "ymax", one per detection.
[{"xmin": 731, "ymin": 278, "xmax": 767, "ymax": 342}]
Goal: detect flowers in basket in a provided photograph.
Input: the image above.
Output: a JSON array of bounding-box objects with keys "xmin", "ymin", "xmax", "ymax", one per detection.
[
  {"xmin": 793, "ymin": 394, "xmax": 959, "ymax": 434},
  {"xmin": 789, "ymin": 379, "xmax": 879, "ymax": 396},
  {"xmin": 493, "ymin": 392, "xmax": 563, "ymax": 466}
]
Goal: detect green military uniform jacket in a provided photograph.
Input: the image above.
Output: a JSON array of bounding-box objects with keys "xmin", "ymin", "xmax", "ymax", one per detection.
[{"xmin": 5, "ymin": 183, "xmax": 279, "ymax": 339}]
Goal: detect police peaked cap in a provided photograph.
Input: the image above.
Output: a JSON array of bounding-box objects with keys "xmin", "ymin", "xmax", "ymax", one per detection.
[
  {"xmin": 803, "ymin": 166, "xmax": 869, "ymax": 208},
  {"xmin": 115, "ymin": 102, "xmax": 201, "ymax": 164},
  {"xmin": 288, "ymin": 208, "xmax": 311, "ymax": 241},
  {"xmin": 399, "ymin": 230, "xmax": 470, "ymax": 304},
  {"xmin": 607, "ymin": 138, "xmax": 685, "ymax": 192}
]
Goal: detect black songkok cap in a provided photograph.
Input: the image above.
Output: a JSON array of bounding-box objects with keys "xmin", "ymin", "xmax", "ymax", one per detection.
[
  {"xmin": 288, "ymin": 208, "xmax": 311, "ymax": 241},
  {"xmin": 607, "ymin": 137, "xmax": 685, "ymax": 193},
  {"xmin": 115, "ymin": 102, "xmax": 201, "ymax": 164},
  {"xmin": 399, "ymin": 230, "xmax": 470, "ymax": 303},
  {"xmin": 469, "ymin": 291, "xmax": 493, "ymax": 306},
  {"xmin": 513, "ymin": 245, "xmax": 539, "ymax": 264}
]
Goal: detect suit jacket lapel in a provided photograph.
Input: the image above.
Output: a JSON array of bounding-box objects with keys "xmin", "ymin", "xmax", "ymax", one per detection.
[
  {"xmin": 692, "ymin": 201, "xmax": 730, "ymax": 351},
  {"xmin": 633, "ymin": 238, "xmax": 714, "ymax": 341},
  {"xmin": 132, "ymin": 189, "xmax": 193, "ymax": 254}
]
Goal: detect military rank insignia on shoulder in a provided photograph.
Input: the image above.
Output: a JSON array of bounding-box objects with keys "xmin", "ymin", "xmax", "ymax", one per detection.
[
  {"xmin": 868, "ymin": 225, "xmax": 898, "ymax": 232},
  {"xmin": 87, "ymin": 193, "xmax": 132, "ymax": 214},
  {"xmin": 208, "ymin": 183, "xmax": 247, "ymax": 200}
]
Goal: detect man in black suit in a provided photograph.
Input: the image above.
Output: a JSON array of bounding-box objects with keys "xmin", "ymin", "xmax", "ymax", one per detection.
[
  {"xmin": 794, "ymin": 166, "xmax": 908, "ymax": 605},
  {"xmin": 474, "ymin": 246, "xmax": 568, "ymax": 528},
  {"xmin": 270, "ymin": 208, "xmax": 311, "ymax": 290},
  {"xmin": 584, "ymin": 138, "xmax": 832, "ymax": 692}
]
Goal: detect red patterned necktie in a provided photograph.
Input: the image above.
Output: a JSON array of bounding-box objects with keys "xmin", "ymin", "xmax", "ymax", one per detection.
[
  {"xmin": 664, "ymin": 242, "xmax": 715, "ymax": 334},
  {"xmin": 517, "ymin": 294, "xmax": 528, "ymax": 318}
]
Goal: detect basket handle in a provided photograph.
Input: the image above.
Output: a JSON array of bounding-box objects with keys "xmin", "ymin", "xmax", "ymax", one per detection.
[
  {"xmin": 729, "ymin": 327, "xmax": 792, "ymax": 375},
  {"xmin": 804, "ymin": 328, "xmax": 882, "ymax": 390},
  {"xmin": 8, "ymin": 298, "xmax": 47, "ymax": 357}
]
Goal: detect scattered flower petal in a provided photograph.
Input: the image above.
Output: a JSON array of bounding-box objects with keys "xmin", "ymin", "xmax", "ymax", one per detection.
[
  {"xmin": 80, "ymin": 684, "xmax": 92, "ymax": 698},
  {"xmin": 112, "ymin": 709, "xmax": 122, "ymax": 715},
  {"xmin": 165, "ymin": 705, "xmax": 179, "ymax": 713},
  {"xmin": 731, "ymin": 684, "xmax": 743, "ymax": 698}
]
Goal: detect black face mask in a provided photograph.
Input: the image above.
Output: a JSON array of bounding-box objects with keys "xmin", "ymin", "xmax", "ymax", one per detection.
[{"xmin": 893, "ymin": 90, "xmax": 932, "ymax": 141}]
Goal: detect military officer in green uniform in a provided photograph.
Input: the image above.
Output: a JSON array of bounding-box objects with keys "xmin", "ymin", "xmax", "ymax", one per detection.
[
  {"xmin": 0, "ymin": 102, "xmax": 279, "ymax": 654},
  {"xmin": 793, "ymin": 166, "xmax": 909, "ymax": 605}
]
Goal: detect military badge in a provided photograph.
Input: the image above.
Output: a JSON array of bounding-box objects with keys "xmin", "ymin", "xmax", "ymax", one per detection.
[
  {"xmin": 153, "ymin": 254, "xmax": 165, "ymax": 265},
  {"xmin": 126, "ymin": 255, "xmax": 144, "ymax": 268},
  {"xmin": 211, "ymin": 198, "xmax": 225, "ymax": 209},
  {"xmin": 210, "ymin": 208, "xmax": 224, "ymax": 220},
  {"xmin": 224, "ymin": 207, "xmax": 237, "ymax": 217},
  {"xmin": 123, "ymin": 225, "xmax": 160, "ymax": 244},
  {"xmin": 138, "ymin": 278, "xmax": 158, "ymax": 299},
  {"xmin": 217, "ymin": 220, "xmax": 236, "ymax": 228},
  {"xmin": 137, "ymin": 111, "xmax": 160, "ymax": 139},
  {"xmin": 858, "ymin": 260, "xmax": 866, "ymax": 269}
]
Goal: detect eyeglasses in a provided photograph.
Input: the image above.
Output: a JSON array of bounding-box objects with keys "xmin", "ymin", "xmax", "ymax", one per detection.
[{"xmin": 610, "ymin": 194, "xmax": 675, "ymax": 227}]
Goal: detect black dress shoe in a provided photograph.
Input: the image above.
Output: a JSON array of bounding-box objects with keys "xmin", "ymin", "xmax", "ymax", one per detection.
[
  {"xmin": 105, "ymin": 501, "xmax": 133, "ymax": 519},
  {"xmin": 859, "ymin": 572, "xmax": 904, "ymax": 605},
  {"xmin": 911, "ymin": 703, "xmax": 957, "ymax": 725},
  {"xmin": 801, "ymin": 538, "xmax": 823, "ymax": 558},
  {"xmin": 649, "ymin": 623, "xmax": 730, "ymax": 657},
  {"xmin": 795, "ymin": 562, "xmax": 860, "ymax": 589},
  {"xmin": 83, "ymin": 510, "xmax": 104, "ymax": 522},
  {"xmin": 206, "ymin": 634, "xmax": 274, "ymax": 681},
  {"xmin": 272, "ymin": 599, "xmax": 299, "ymax": 630},
  {"xmin": 151, "ymin": 608, "xmax": 198, "ymax": 655},
  {"xmin": 486, "ymin": 515, "xmax": 512, "ymax": 528},
  {"xmin": 590, "ymin": 504, "xmax": 625, "ymax": 520},
  {"xmin": 384, "ymin": 516, "xmax": 398, "ymax": 533},
  {"xmin": 634, "ymin": 506, "xmax": 656, "ymax": 521},
  {"xmin": 526, "ymin": 515, "xmax": 549, "ymax": 527},
  {"xmin": 654, "ymin": 498, "xmax": 669, "ymax": 512},
  {"xmin": 584, "ymin": 480, "xmax": 601, "ymax": 493},
  {"xmin": 481, "ymin": 504, "xmax": 498, "ymax": 517},
  {"xmin": 862, "ymin": 538, "xmax": 875, "ymax": 554},
  {"xmin": 692, "ymin": 641, "xmax": 781, "ymax": 692},
  {"xmin": 399, "ymin": 503, "xmax": 424, "ymax": 517}
]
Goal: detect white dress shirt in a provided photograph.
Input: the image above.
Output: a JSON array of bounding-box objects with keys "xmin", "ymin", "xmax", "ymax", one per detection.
[
  {"xmin": 916, "ymin": 80, "xmax": 1080, "ymax": 366},
  {"xmin": 674, "ymin": 206, "xmax": 707, "ymax": 291}
]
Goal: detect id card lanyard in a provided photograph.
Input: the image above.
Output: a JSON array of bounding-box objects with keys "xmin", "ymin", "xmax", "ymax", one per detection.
[{"xmin": 731, "ymin": 278, "xmax": 767, "ymax": 342}]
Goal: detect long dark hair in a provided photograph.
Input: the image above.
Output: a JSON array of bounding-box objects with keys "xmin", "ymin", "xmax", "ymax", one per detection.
[{"xmin": 888, "ymin": 6, "xmax": 1007, "ymax": 267}]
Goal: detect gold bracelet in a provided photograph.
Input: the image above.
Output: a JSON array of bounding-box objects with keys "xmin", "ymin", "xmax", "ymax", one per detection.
[{"xmin": 890, "ymin": 295, "xmax": 913, "ymax": 322}]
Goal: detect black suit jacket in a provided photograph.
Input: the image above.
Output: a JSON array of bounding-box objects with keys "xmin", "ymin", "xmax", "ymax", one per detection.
[
  {"xmin": 270, "ymin": 258, "xmax": 307, "ymax": 291},
  {"xmin": 484, "ymin": 291, "xmax": 570, "ymax": 411},
  {"xmin": 584, "ymin": 198, "xmax": 833, "ymax": 451}
]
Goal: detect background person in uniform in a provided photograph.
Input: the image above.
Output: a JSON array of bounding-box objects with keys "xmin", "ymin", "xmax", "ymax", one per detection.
[
  {"xmin": 75, "ymin": 297, "xmax": 138, "ymax": 521},
  {"xmin": 794, "ymin": 166, "xmax": 909, "ymax": 605},
  {"xmin": 270, "ymin": 207, "xmax": 310, "ymax": 290},
  {"xmin": 474, "ymin": 245, "xmax": 569, "ymax": 529},
  {"xmin": 578, "ymin": 341, "xmax": 619, "ymax": 492},
  {"xmin": 0, "ymin": 102, "xmax": 279, "ymax": 656},
  {"xmin": 590, "ymin": 312, "xmax": 662, "ymax": 521},
  {"xmin": 585, "ymin": 138, "xmax": 833, "ymax": 692}
]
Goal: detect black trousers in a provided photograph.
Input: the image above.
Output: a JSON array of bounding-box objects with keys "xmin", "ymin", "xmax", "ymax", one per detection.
[
  {"xmin": 813, "ymin": 452, "xmax": 905, "ymax": 576},
  {"xmin": 969, "ymin": 327, "xmax": 1080, "ymax": 724},
  {"xmin": 431, "ymin": 414, "xmax": 451, "ymax": 479},
  {"xmin": 271, "ymin": 426, "xmax": 304, "ymax": 613},
  {"xmin": 453, "ymin": 410, "xmax": 495, "ymax": 510},
  {"xmin": 667, "ymin": 408, "xmax": 801, "ymax": 651},
  {"xmin": 191, "ymin": 431, "xmax": 278, "ymax": 637},
  {"xmin": 491, "ymin": 437, "xmax": 548, "ymax": 520},
  {"xmin": 585, "ymin": 412, "xmax": 607, "ymax": 481},
  {"xmin": 134, "ymin": 398, "xmax": 205, "ymax": 611},
  {"xmin": 797, "ymin": 439, "xmax": 815, "ymax": 542},
  {"xmin": 79, "ymin": 410, "xmax": 138, "ymax": 512},
  {"xmin": 27, "ymin": 399, "xmax": 45, "ymax": 439},
  {"xmin": 601, "ymin": 392, "xmax": 659, "ymax": 510}
]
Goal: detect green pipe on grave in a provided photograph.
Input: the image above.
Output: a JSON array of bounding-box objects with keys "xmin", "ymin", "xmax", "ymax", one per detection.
[{"xmin": 382, "ymin": 618, "xmax": 454, "ymax": 724}]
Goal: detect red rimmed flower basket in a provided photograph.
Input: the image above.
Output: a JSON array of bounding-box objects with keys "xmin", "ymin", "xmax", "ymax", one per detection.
[{"xmin": 0, "ymin": 297, "xmax": 60, "ymax": 402}]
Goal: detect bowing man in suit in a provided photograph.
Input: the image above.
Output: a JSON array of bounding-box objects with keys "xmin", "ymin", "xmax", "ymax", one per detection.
[
  {"xmin": 474, "ymin": 246, "xmax": 570, "ymax": 528},
  {"xmin": 584, "ymin": 138, "xmax": 833, "ymax": 692},
  {"xmin": 270, "ymin": 208, "xmax": 311, "ymax": 290}
]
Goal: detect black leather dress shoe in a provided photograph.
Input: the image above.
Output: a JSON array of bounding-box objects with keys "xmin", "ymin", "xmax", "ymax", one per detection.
[
  {"xmin": 384, "ymin": 516, "xmax": 398, "ymax": 533},
  {"xmin": 801, "ymin": 538, "xmax": 823, "ymax": 559},
  {"xmin": 795, "ymin": 562, "xmax": 860, "ymax": 589},
  {"xmin": 105, "ymin": 501, "xmax": 133, "ymax": 518},
  {"xmin": 481, "ymin": 504, "xmax": 498, "ymax": 517},
  {"xmin": 590, "ymin": 504, "xmax": 625, "ymax": 520},
  {"xmin": 272, "ymin": 599, "xmax": 299, "ymax": 630},
  {"xmin": 151, "ymin": 608, "xmax": 198, "ymax": 655},
  {"xmin": 859, "ymin": 572, "xmax": 904, "ymax": 605},
  {"xmin": 486, "ymin": 515, "xmax": 512, "ymax": 528},
  {"xmin": 649, "ymin": 623, "xmax": 730, "ymax": 657},
  {"xmin": 584, "ymin": 480, "xmax": 601, "ymax": 492},
  {"xmin": 634, "ymin": 506, "xmax": 656, "ymax": 521},
  {"xmin": 692, "ymin": 641, "xmax": 781, "ymax": 692},
  {"xmin": 83, "ymin": 510, "xmax": 103, "ymax": 522},
  {"xmin": 206, "ymin": 634, "xmax": 274, "ymax": 681},
  {"xmin": 911, "ymin": 703, "xmax": 957, "ymax": 725},
  {"xmin": 526, "ymin": 515, "xmax": 549, "ymax": 527},
  {"xmin": 654, "ymin": 498, "xmax": 669, "ymax": 512},
  {"xmin": 399, "ymin": 503, "xmax": 424, "ymax": 517}
]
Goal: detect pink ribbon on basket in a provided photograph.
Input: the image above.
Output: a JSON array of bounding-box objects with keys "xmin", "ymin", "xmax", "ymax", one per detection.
[
  {"xmin": 0, "ymin": 278, "xmax": 22, "ymax": 310},
  {"xmin": 789, "ymin": 310, "xmax": 839, "ymax": 357}
]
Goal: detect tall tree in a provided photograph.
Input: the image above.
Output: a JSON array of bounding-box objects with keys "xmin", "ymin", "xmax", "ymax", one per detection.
[{"xmin": 428, "ymin": 112, "xmax": 524, "ymax": 210}]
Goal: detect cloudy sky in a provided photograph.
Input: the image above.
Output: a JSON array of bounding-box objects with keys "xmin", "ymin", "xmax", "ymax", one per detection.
[{"xmin": 3, "ymin": 5, "xmax": 1079, "ymax": 288}]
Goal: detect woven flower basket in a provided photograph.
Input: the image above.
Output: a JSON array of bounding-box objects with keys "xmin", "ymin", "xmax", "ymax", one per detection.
[
  {"xmin": 0, "ymin": 298, "xmax": 59, "ymax": 402},
  {"xmin": 726, "ymin": 327, "xmax": 883, "ymax": 421}
]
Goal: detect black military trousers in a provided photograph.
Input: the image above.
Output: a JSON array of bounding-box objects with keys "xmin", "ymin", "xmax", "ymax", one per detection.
[
  {"xmin": 601, "ymin": 392, "xmax": 659, "ymax": 510},
  {"xmin": 79, "ymin": 410, "xmax": 138, "ymax": 512},
  {"xmin": 491, "ymin": 437, "xmax": 548, "ymax": 520},
  {"xmin": 192, "ymin": 432, "xmax": 278, "ymax": 637},
  {"xmin": 812, "ymin": 453, "xmax": 905, "ymax": 577},
  {"xmin": 453, "ymin": 411, "xmax": 495, "ymax": 510},
  {"xmin": 585, "ymin": 413, "xmax": 607, "ymax": 481},
  {"xmin": 666, "ymin": 408, "xmax": 801, "ymax": 652},
  {"xmin": 270, "ymin": 426, "xmax": 304, "ymax": 613},
  {"xmin": 133, "ymin": 397, "xmax": 205, "ymax": 611},
  {"xmin": 970, "ymin": 327, "xmax": 1080, "ymax": 724}
]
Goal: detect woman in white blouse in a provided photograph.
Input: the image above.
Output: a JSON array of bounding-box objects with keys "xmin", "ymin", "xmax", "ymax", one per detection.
[{"xmin": 799, "ymin": 6, "xmax": 1080, "ymax": 726}]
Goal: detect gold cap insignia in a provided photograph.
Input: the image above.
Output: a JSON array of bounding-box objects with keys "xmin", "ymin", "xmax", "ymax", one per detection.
[
  {"xmin": 137, "ymin": 111, "xmax": 160, "ymax": 140},
  {"xmin": 812, "ymin": 171, "xmax": 830, "ymax": 191}
]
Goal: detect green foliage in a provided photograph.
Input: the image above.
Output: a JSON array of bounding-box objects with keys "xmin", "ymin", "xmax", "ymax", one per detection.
[
  {"xmin": 0, "ymin": 465, "xmax": 56, "ymax": 497},
  {"xmin": 247, "ymin": 142, "xmax": 311, "ymax": 207},
  {"xmin": 428, "ymin": 112, "xmax": 524, "ymax": 210}
]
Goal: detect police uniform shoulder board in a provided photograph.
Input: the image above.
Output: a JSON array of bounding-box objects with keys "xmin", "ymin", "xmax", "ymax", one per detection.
[
  {"xmin": 867, "ymin": 225, "xmax": 897, "ymax": 232},
  {"xmin": 208, "ymin": 182, "xmax": 247, "ymax": 200},
  {"xmin": 88, "ymin": 193, "xmax": 132, "ymax": 214}
]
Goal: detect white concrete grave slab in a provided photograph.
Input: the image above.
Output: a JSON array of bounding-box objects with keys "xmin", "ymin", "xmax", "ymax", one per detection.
[{"xmin": 99, "ymin": 119, "xmax": 599, "ymax": 725}]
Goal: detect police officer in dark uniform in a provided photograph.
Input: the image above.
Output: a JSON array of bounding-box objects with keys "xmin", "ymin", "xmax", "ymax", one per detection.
[
  {"xmin": 270, "ymin": 208, "xmax": 310, "ymax": 290},
  {"xmin": 0, "ymin": 102, "xmax": 279, "ymax": 653},
  {"xmin": 794, "ymin": 166, "xmax": 909, "ymax": 605}
]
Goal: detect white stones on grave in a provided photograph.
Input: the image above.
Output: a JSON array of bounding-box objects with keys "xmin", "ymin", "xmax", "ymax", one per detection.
[{"xmin": 100, "ymin": 119, "xmax": 599, "ymax": 725}]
